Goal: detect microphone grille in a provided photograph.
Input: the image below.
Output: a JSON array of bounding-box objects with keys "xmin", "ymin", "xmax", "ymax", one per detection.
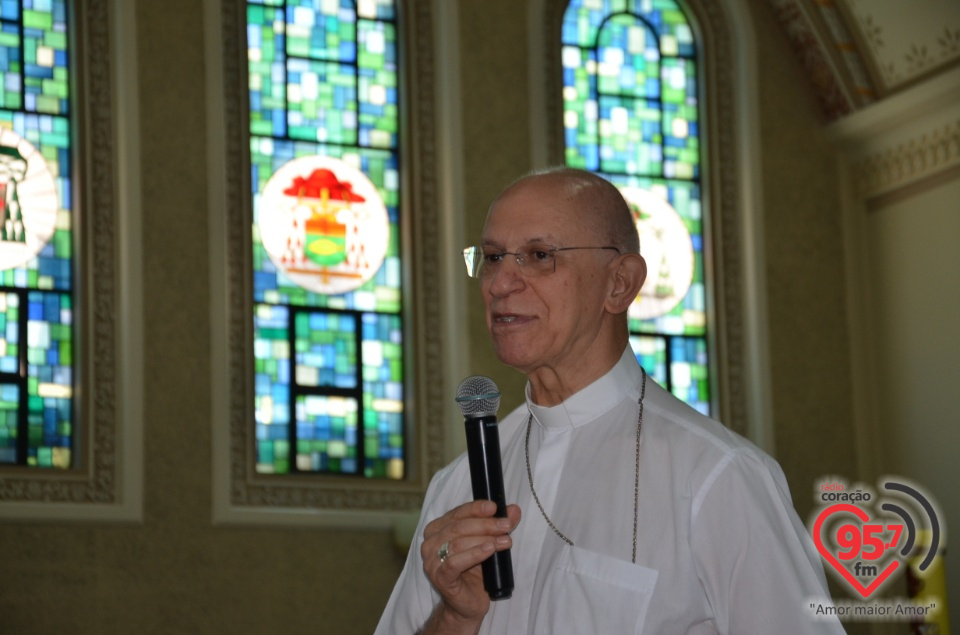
[{"xmin": 455, "ymin": 375, "xmax": 501, "ymax": 417}]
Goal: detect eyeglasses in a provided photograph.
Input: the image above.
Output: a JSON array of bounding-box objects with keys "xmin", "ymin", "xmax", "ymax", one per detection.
[{"xmin": 462, "ymin": 244, "xmax": 621, "ymax": 279}]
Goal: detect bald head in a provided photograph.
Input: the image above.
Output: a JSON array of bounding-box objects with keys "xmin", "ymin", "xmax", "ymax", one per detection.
[{"xmin": 493, "ymin": 167, "xmax": 640, "ymax": 255}]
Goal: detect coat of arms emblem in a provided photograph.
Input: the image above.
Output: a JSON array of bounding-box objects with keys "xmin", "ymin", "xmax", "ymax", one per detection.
[
  {"xmin": 620, "ymin": 186, "xmax": 695, "ymax": 321},
  {"xmin": 257, "ymin": 156, "xmax": 390, "ymax": 295},
  {"xmin": 0, "ymin": 128, "xmax": 59, "ymax": 271}
]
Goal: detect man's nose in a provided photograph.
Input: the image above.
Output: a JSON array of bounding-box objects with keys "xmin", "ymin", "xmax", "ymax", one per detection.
[{"xmin": 487, "ymin": 256, "xmax": 526, "ymax": 295}]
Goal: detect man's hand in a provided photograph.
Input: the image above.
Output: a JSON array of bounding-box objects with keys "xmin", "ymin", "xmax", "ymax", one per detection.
[{"xmin": 418, "ymin": 500, "xmax": 521, "ymax": 634}]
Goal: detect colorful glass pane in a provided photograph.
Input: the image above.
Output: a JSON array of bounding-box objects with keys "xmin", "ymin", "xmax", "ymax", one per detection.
[
  {"xmin": 286, "ymin": 59, "xmax": 357, "ymax": 144},
  {"xmin": 563, "ymin": 0, "xmax": 696, "ymax": 59},
  {"xmin": 670, "ymin": 336, "xmax": 709, "ymax": 415},
  {"xmin": 357, "ymin": 0, "xmax": 394, "ymax": 20},
  {"xmin": 0, "ymin": 382, "xmax": 17, "ymax": 463},
  {"xmin": 254, "ymin": 303, "xmax": 291, "ymax": 474},
  {"xmin": 0, "ymin": 291, "xmax": 19, "ymax": 372},
  {"xmin": 295, "ymin": 394, "xmax": 358, "ymax": 473},
  {"xmin": 596, "ymin": 15, "xmax": 659, "ymax": 98},
  {"xmin": 357, "ymin": 19, "xmax": 397, "ymax": 149},
  {"xmin": 629, "ymin": 334, "xmax": 666, "ymax": 386},
  {"xmin": 660, "ymin": 59, "xmax": 699, "ymax": 179},
  {"xmin": 0, "ymin": 1, "xmax": 21, "ymax": 20},
  {"xmin": 248, "ymin": 0, "xmax": 404, "ymax": 478},
  {"xmin": 0, "ymin": 22, "xmax": 22, "ymax": 110},
  {"xmin": 598, "ymin": 94, "xmax": 662, "ymax": 174},
  {"xmin": 286, "ymin": 0, "xmax": 357, "ymax": 62},
  {"xmin": 0, "ymin": 0, "xmax": 72, "ymax": 468},
  {"xmin": 23, "ymin": 1, "xmax": 68, "ymax": 115},
  {"xmin": 294, "ymin": 310, "xmax": 356, "ymax": 388},
  {"xmin": 562, "ymin": 44, "xmax": 598, "ymax": 170},
  {"xmin": 361, "ymin": 312, "xmax": 402, "ymax": 479},
  {"xmin": 563, "ymin": 0, "xmax": 710, "ymax": 414},
  {"xmin": 247, "ymin": 4, "xmax": 286, "ymax": 137}
]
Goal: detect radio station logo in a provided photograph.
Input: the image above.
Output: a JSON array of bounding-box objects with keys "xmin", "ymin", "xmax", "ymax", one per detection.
[
  {"xmin": 807, "ymin": 476, "xmax": 947, "ymax": 624},
  {"xmin": 258, "ymin": 155, "xmax": 389, "ymax": 295}
]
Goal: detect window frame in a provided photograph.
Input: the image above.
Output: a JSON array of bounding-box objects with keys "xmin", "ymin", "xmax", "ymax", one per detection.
[
  {"xmin": 209, "ymin": 0, "xmax": 452, "ymax": 525},
  {"xmin": 0, "ymin": 0, "xmax": 145, "ymax": 522}
]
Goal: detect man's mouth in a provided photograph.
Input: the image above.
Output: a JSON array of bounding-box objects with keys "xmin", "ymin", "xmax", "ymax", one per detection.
[{"xmin": 492, "ymin": 312, "xmax": 531, "ymax": 326}]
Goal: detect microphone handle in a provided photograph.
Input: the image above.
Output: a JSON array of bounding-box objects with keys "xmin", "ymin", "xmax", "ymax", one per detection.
[{"xmin": 464, "ymin": 414, "xmax": 514, "ymax": 600}]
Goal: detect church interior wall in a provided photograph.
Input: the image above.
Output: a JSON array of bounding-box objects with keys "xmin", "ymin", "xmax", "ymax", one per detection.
[
  {"xmin": 746, "ymin": 0, "xmax": 859, "ymax": 520},
  {"xmin": 862, "ymin": 177, "xmax": 960, "ymax": 625},
  {"xmin": 0, "ymin": 0, "xmax": 955, "ymax": 632}
]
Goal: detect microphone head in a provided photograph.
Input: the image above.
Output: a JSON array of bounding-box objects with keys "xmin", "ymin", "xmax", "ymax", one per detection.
[{"xmin": 455, "ymin": 375, "xmax": 501, "ymax": 418}]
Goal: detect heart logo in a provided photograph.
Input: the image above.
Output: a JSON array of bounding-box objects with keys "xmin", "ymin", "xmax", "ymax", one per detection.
[{"xmin": 812, "ymin": 504, "xmax": 901, "ymax": 598}]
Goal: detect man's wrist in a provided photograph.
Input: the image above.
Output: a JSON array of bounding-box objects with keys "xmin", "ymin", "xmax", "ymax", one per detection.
[{"xmin": 417, "ymin": 602, "xmax": 483, "ymax": 635}]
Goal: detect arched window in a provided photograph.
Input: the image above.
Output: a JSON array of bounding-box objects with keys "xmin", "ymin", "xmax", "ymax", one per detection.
[
  {"xmin": 247, "ymin": 0, "xmax": 405, "ymax": 479},
  {"xmin": 0, "ymin": 0, "xmax": 144, "ymax": 520},
  {"xmin": 562, "ymin": 0, "xmax": 710, "ymax": 414},
  {"xmin": 214, "ymin": 0, "xmax": 445, "ymax": 519},
  {"xmin": 0, "ymin": 1, "xmax": 75, "ymax": 467}
]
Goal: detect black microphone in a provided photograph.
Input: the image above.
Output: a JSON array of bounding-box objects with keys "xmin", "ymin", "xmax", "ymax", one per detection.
[{"xmin": 455, "ymin": 375, "xmax": 514, "ymax": 601}]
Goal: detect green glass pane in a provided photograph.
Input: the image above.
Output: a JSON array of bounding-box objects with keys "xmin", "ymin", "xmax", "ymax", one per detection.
[
  {"xmin": 669, "ymin": 337, "xmax": 710, "ymax": 415},
  {"xmin": 628, "ymin": 335, "xmax": 667, "ymax": 385},
  {"xmin": 563, "ymin": 0, "xmax": 695, "ymax": 58},
  {"xmin": 0, "ymin": 26, "xmax": 22, "ymax": 110},
  {"xmin": 254, "ymin": 304, "xmax": 291, "ymax": 474},
  {"xmin": 598, "ymin": 94, "xmax": 662, "ymax": 175},
  {"xmin": 295, "ymin": 395, "xmax": 358, "ymax": 473},
  {"xmin": 294, "ymin": 310, "xmax": 357, "ymax": 388},
  {"xmin": 357, "ymin": 20, "xmax": 398, "ymax": 149},
  {"xmin": 286, "ymin": 0, "xmax": 356, "ymax": 61},
  {"xmin": 286, "ymin": 59, "xmax": 357, "ymax": 144},
  {"xmin": 247, "ymin": 4, "xmax": 286, "ymax": 137},
  {"xmin": 596, "ymin": 15, "xmax": 660, "ymax": 98},
  {"xmin": 23, "ymin": 3, "xmax": 69, "ymax": 115},
  {"xmin": 0, "ymin": 383, "xmax": 19, "ymax": 464}
]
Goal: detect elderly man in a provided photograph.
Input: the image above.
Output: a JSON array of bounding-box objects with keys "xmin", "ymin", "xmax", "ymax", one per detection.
[{"xmin": 375, "ymin": 168, "xmax": 842, "ymax": 634}]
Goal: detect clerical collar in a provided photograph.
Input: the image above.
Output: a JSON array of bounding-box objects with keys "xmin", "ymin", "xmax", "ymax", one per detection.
[{"xmin": 526, "ymin": 346, "xmax": 645, "ymax": 430}]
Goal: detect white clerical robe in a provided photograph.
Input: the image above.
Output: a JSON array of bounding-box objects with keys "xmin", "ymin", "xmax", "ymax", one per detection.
[{"xmin": 375, "ymin": 347, "xmax": 845, "ymax": 634}]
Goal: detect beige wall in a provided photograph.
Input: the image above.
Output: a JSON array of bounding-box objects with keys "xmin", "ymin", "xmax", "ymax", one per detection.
[
  {"xmin": 4, "ymin": 0, "xmax": 949, "ymax": 631},
  {"xmin": 866, "ymin": 179, "xmax": 960, "ymax": 624},
  {"xmin": 459, "ymin": 1, "xmax": 535, "ymax": 411},
  {"xmin": 748, "ymin": 0, "xmax": 860, "ymax": 521}
]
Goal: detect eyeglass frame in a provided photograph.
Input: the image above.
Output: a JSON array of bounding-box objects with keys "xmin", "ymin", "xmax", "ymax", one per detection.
[{"xmin": 462, "ymin": 244, "xmax": 622, "ymax": 279}]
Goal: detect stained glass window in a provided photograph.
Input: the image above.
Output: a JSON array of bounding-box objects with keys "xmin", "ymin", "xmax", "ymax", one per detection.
[
  {"xmin": 563, "ymin": 0, "xmax": 710, "ymax": 414},
  {"xmin": 247, "ymin": 0, "xmax": 405, "ymax": 479},
  {"xmin": 0, "ymin": 0, "xmax": 74, "ymax": 468}
]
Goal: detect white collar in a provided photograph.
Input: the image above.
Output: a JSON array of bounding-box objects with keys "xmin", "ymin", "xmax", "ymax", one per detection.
[{"xmin": 526, "ymin": 346, "xmax": 644, "ymax": 430}]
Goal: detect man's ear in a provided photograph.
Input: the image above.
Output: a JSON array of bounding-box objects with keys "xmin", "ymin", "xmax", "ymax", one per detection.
[{"xmin": 605, "ymin": 253, "xmax": 646, "ymax": 315}]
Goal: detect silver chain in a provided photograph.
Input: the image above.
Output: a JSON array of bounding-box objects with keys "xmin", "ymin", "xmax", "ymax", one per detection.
[{"xmin": 524, "ymin": 367, "xmax": 647, "ymax": 563}]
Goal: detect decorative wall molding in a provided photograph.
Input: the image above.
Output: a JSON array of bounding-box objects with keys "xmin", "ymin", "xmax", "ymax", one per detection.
[
  {"xmin": 847, "ymin": 0, "xmax": 960, "ymax": 92},
  {"xmin": 763, "ymin": 0, "xmax": 858, "ymax": 121},
  {"xmin": 211, "ymin": 0, "xmax": 445, "ymax": 520},
  {"xmin": 0, "ymin": 0, "xmax": 144, "ymax": 521},
  {"xmin": 828, "ymin": 66, "xmax": 960, "ymax": 203},
  {"xmin": 764, "ymin": 0, "xmax": 960, "ymax": 119},
  {"xmin": 857, "ymin": 120, "xmax": 960, "ymax": 200}
]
